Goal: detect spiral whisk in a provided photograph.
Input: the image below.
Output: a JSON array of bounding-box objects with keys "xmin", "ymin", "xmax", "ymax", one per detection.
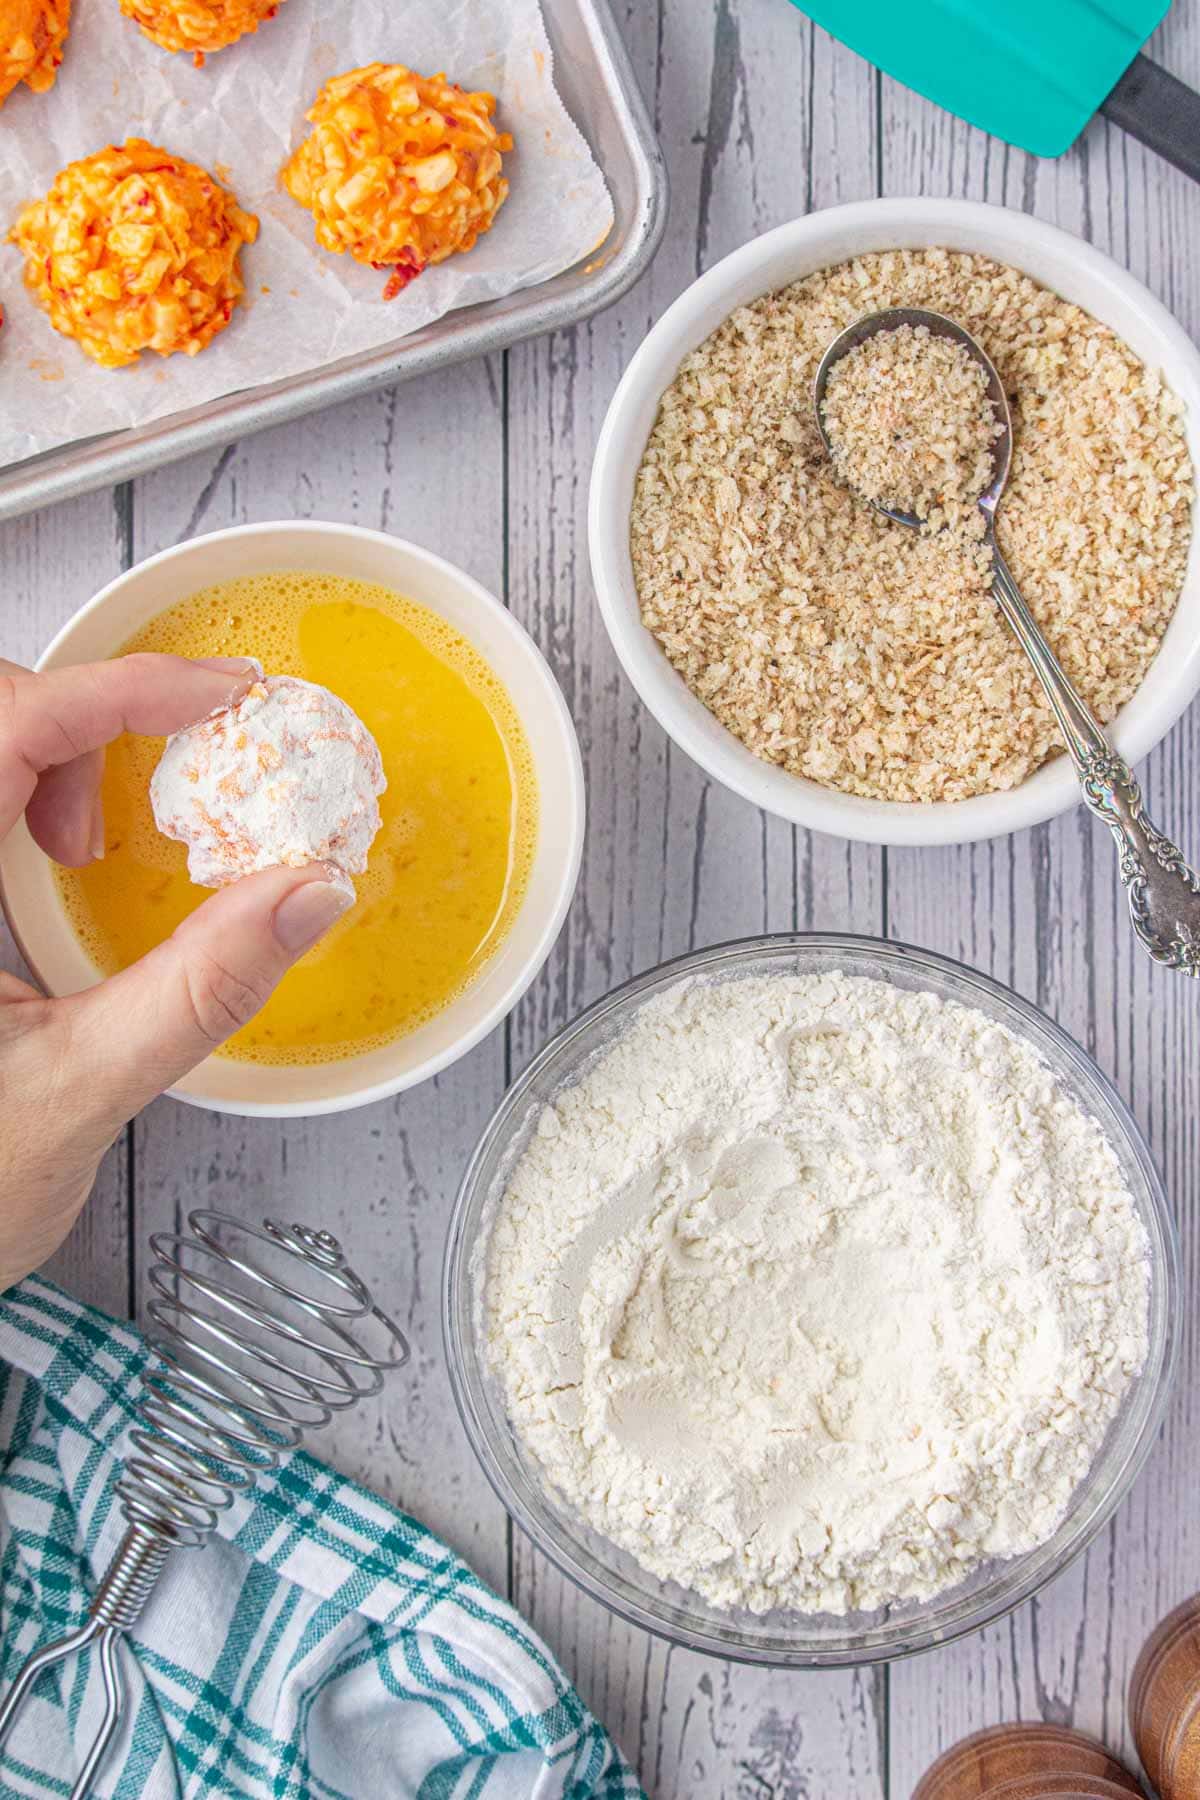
[{"xmin": 0, "ymin": 1211, "xmax": 409, "ymax": 1800}]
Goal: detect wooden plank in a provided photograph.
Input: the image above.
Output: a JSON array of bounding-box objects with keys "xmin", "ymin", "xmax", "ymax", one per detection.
[
  {"xmin": 504, "ymin": 3, "xmax": 888, "ymax": 1792},
  {"xmin": 127, "ymin": 359, "xmax": 513, "ymax": 1596},
  {"xmin": 0, "ymin": 489, "xmax": 131, "ymax": 1317},
  {"xmin": 881, "ymin": 4, "xmax": 1200, "ymax": 1788}
]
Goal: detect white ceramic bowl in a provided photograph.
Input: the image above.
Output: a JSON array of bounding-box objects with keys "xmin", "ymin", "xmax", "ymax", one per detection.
[
  {"xmin": 589, "ymin": 198, "xmax": 1200, "ymax": 846},
  {"xmin": 0, "ymin": 521, "xmax": 584, "ymax": 1117}
]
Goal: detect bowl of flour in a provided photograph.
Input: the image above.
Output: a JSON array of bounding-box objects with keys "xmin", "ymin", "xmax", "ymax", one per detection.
[{"xmin": 444, "ymin": 935, "xmax": 1179, "ymax": 1665}]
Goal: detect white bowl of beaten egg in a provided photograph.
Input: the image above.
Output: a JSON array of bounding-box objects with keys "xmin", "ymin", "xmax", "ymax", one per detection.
[
  {"xmin": 589, "ymin": 199, "xmax": 1200, "ymax": 846},
  {"xmin": 0, "ymin": 522, "xmax": 584, "ymax": 1116}
]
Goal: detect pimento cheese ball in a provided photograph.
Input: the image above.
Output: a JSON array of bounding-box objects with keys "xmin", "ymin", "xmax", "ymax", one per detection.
[
  {"xmin": 118, "ymin": 0, "xmax": 283, "ymax": 64},
  {"xmin": 282, "ymin": 63, "xmax": 512, "ymax": 298},
  {"xmin": 0, "ymin": 0, "xmax": 70, "ymax": 107},
  {"xmin": 9, "ymin": 139, "xmax": 258, "ymax": 368},
  {"xmin": 151, "ymin": 675, "xmax": 386, "ymax": 887}
]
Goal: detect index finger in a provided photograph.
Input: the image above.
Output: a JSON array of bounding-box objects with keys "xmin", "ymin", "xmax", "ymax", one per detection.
[{"xmin": 0, "ymin": 654, "xmax": 261, "ymax": 844}]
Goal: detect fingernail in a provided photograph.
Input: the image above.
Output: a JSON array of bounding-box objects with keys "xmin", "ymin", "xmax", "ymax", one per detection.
[
  {"xmin": 89, "ymin": 794, "xmax": 106, "ymax": 862},
  {"xmin": 272, "ymin": 869, "xmax": 355, "ymax": 953},
  {"xmin": 195, "ymin": 656, "xmax": 263, "ymax": 676},
  {"xmin": 194, "ymin": 656, "xmax": 264, "ymax": 709}
]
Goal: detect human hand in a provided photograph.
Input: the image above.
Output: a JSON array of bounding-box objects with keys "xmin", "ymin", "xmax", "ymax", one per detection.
[{"xmin": 0, "ymin": 653, "xmax": 355, "ymax": 1290}]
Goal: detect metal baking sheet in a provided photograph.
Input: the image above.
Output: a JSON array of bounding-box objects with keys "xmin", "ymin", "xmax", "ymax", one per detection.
[{"xmin": 0, "ymin": 0, "xmax": 668, "ymax": 522}]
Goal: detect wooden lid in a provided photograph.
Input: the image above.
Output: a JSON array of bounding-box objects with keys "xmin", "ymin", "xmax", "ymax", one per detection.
[
  {"xmin": 913, "ymin": 1724, "xmax": 1142, "ymax": 1800},
  {"xmin": 1129, "ymin": 1593, "xmax": 1200, "ymax": 1795},
  {"xmin": 984, "ymin": 1785, "xmax": 1146, "ymax": 1799}
]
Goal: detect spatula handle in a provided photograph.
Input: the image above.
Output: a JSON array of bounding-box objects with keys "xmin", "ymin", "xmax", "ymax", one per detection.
[{"xmin": 1101, "ymin": 53, "xmax": 1200, "ymax": 186}]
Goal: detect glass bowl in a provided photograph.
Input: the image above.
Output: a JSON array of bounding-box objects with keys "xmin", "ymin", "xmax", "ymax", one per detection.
[{"xmin": 442, "ymin": 935, "xmax": 1179, "ymax": 1667}]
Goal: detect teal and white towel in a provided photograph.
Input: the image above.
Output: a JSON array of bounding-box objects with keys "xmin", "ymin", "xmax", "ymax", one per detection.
[{"xmin": 0, "ymin": 1277, "xmax": 643, "ymax": 1799}]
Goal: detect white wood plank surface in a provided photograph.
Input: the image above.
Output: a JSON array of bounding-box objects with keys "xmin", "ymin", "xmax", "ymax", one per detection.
[{"xmin": 2, "ymin": 0, "xmax": 1198, "ymax": 1793}]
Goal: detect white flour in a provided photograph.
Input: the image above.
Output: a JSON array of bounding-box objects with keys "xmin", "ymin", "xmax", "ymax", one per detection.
[{"xmin": 484, "ymin": 972, "xmax": 1150, "ymax": 1616}]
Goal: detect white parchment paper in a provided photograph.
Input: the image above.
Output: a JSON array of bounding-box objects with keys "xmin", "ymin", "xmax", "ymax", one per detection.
[{"xmin": 0, "ymin": 0, "xmax": 613, "ymax": 465}]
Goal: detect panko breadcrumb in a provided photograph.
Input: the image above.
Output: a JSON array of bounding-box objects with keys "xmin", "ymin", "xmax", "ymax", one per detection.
[
  {"xmin": 9, "ymin": 139, "xmax": 258, "ymax": 369},
  {"xmin": 282, "ymin": 62, "xmax": 511, "ymax": 298},
  {"xmin": 118, "ymin": 0, "xmax": 282, "ymax": 65},
  {"xmin": 0, "ymin": 0, "xmax": 69, "ymax": 106},
  {"xmin": 822, "ymin": 323, "xmax": 1002, "ymax": 523},
  {"xmin": 630, "ymin": 249, "xmax": 1193, "ymax": 804}
]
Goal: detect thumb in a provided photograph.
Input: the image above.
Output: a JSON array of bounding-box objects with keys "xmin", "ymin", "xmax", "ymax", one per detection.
[{"xmin": 60, "ymin": 863, "xmax": 355, "ymax": 1122}]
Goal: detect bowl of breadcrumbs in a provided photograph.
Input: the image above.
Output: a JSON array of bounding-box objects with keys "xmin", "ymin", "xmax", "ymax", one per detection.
[{"xmin": 589, "ymin": 199, "xmax": 1200, "ymax": 845}]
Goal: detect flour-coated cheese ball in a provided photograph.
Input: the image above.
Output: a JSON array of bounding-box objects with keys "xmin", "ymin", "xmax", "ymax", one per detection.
[{"xmin": 151, "ymin": 674, "xmax": 386, "ymax": 887}]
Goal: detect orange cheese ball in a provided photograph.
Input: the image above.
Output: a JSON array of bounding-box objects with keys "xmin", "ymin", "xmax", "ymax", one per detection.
[
  {"xmin": 282, "ymin": 63, "xmax": 512, "ymax": 297},
  {"xmin": 118, "ymin": 0, "xmax": 283, "ymax": 62},
  {"xmin": 0, "ymin": 0, "xmax": 70, "ymax": 106},
  {"xmin": 9, "ymin": 139, "xmax": 258, "ymax": 368}
]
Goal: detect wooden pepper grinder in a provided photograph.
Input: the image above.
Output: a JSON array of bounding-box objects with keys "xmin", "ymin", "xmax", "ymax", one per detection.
[
  {"xmin": 912, "ymin": 1723, "xmax": 1143, "ymax": 1799},
  {"xmin": 1130, "ymin": 1593, "xmax": 1200, "ymax": 1797}
]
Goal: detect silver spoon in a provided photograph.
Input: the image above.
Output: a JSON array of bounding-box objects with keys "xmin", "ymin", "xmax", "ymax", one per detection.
[{"xmin": 814, "ymin": 305, "xmax": 1200, "ymax": 977}]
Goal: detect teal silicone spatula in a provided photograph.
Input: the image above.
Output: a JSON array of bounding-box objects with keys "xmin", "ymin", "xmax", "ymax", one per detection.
[{"xmin": 791, "ymin": 0, "xmax": 1200, "ymax": 180}]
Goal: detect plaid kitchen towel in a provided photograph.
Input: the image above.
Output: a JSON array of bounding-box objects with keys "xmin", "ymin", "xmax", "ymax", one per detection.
[{"xmin": 0, "ymin": 1277, "xmax": 643, "ymax": 1800}]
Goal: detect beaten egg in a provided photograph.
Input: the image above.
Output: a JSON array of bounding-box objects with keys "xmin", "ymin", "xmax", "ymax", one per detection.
[{"xmin": 54, "ymin": 570, "xmax": 537, "ymax": 1066}]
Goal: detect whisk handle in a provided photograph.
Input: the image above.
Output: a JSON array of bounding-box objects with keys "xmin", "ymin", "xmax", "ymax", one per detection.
[
  {"xmin": 0, "ymin": 1619, "xmax": 101, "ymax": 1751},
  {"xmin": 68, "ymin": 1627, "xmax": 124, "ymax": 1800},
  {"xmin": 0, "ymin": 1615, "xmax": 123, "ymax": 1800},
  {"xmin": 0, "ymin": 1527, "xmax": 168, "ymax": 1799}
]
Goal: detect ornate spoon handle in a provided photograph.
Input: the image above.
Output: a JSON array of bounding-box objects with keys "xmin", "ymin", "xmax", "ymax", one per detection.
[{"xmin": 991, "ymin": 541, "xmax": 1200, "ymax": 975}]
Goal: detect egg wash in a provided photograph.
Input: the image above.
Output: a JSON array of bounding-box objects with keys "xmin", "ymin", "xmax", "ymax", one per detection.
[{"xmin": 54, "ymin": 571, "xmax": 537, "ymax": 1066}]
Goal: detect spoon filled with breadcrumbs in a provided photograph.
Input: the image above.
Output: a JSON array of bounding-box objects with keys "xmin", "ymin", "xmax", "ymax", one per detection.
[{"xmin": 816, "ymin": 306, "xmax": 1200, "ymax": 977}]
